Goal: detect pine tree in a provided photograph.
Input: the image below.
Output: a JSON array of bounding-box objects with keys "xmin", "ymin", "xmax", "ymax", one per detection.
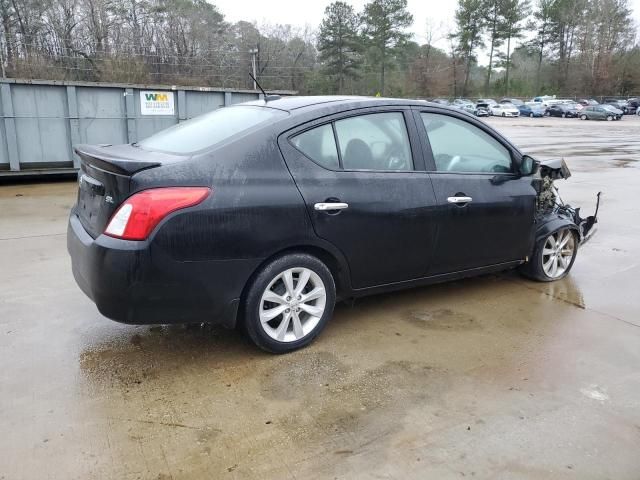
[
  {"xmin": 483, "ymin": 0, "xmax": 510, "ymax": 95},
  {"xmin": 317, "ymin": 1, "xmax": 362, "ymax": 93},
  {"xmin": 501, "ymin": 0, "xmax": 531, "ymax": 95},
  {"xmin": 453, "ymin": 0, "xmax": 485, "ymax": 96},
  {"xmin": 361, "ymin": 0, "xmax": 413, "ymax": 95}
]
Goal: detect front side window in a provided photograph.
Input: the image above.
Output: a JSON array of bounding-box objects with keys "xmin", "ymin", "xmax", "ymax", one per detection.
[
  {"xmin": 290, "ymin": 124, "xmax": 339, "ymax": 169},
  {"xmin": 138, "ymin": 106, "xmax": 287, "ymax": 154},
  {"xmin": 334, "ymin": 112, "xmax": 413, "ymax": 171},
  {"xmin": 421, "ymin": 113, "xmax": 512, "ymax": 174}
]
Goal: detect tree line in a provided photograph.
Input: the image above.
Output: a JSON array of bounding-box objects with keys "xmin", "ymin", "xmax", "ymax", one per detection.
[{"xmin": 0, "ymin": 0, "xmax": 638, "ymax": 97}]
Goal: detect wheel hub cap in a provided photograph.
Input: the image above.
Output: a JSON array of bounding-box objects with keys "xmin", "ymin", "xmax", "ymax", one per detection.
[
  {"xmin": 259, "ymin": 267, "xmax": 327, "ymax": 343},
  {"xmin": 541, "ymin": 229, "xmax": 575, "ymax": 279}
]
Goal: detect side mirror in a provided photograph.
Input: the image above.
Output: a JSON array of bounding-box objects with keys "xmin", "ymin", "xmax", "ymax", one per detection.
[{"xmin": 520, "ymin": 155, "xmax": 539, "ymax": 176}]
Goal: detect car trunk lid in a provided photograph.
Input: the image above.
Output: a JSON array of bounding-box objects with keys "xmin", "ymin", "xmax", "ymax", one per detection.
[{"xmin": 74, "ymin": 144, "xmax": 184, "ymax": 238}]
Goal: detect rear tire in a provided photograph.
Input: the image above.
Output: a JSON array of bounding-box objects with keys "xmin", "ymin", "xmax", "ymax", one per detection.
[
  {"xmin": 242, "ymin": 253, "xmax": 336, "ymax": 353},
  {"xmin": 519, "ymin": 228, "xmax": 578, "ymax": 282}
]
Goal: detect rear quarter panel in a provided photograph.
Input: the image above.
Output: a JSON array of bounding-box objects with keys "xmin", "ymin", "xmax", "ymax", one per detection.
[{"xmin": 131, "ymin": 127, "xmax": 316, "ymax": 263}]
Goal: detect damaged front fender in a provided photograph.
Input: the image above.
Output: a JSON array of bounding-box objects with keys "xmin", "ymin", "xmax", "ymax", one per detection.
[{"xmin": 533, "ymin": 158, "xmax": 601, "ymax": 246}]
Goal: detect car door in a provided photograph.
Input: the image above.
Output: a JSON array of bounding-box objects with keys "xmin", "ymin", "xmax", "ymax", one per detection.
[
  {"xmin": 278, "ymin": 108, "xmax": 438, "ymax": 289},
  {"xmin": 413, "ymin": 108, "xmax": 537, "ymax": 275}
]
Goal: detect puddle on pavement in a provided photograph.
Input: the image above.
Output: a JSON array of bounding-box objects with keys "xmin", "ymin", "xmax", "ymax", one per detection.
[
  {"xmin": 404, "ymin": 308, "xmax": 479, "ymax": 330},
  {"xmin": 612, "ymin": 158, "xmax": 638, "ymax": 168}
]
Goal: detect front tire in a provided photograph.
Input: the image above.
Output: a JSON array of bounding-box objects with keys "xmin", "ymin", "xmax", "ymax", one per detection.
[
  {"xmin": 520, "ymin": 228, "xmax": 578, "ymax": 282},
  {"xmin": 581, "ymin": 114, "xmax": 587, "ymax": 120},
  {"xmin": 242, "ymin": 253, "xmax": 336, "ymax": 353},
  {"xmin": 606, "ymin": 115, "xmax": 613, "ymax": 121}
]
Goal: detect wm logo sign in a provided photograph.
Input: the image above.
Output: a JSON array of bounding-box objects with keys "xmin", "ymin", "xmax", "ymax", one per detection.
[{"xmin": 145, "ymin": 93, "xmax": 169, "ymax": 101}]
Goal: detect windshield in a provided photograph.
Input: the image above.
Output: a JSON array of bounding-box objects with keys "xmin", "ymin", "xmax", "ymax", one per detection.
[{"xmin": 138, "ymin": 106, "xmax": 287, "ymax": 154}]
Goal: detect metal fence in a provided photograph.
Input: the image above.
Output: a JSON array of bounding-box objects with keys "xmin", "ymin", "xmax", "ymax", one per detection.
[{"xmin": 0, "ymin": 78, "xmax": 294, "ymax": 177}]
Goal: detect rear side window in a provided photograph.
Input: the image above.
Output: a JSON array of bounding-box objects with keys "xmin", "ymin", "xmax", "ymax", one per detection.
[
  {"xmin": 334, "ymin": 112, "xmax": 413, "ymax": 171},
  {"xmin": 138, "ymin": 106, "xmax": 287, "ymax": 154},
  {"xmin": 290, "ymin": 124, "xmax": 339, "ymax": 169}
]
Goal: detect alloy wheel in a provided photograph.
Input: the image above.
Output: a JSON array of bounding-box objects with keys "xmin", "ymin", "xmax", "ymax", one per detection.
[
  {"xmin": 259, "ymin": 267, "xmax": 327, "ymax": 342},
  {"xmin": 541, "ymin": 229, "xmax": 576, "ymax": 279}
]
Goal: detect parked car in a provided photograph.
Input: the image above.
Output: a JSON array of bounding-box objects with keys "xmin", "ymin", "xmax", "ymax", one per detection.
[
  {"xmin": 452, "ymin": 99, "xmax": 475, "ymax": 112},
  {"xmin": 471, "ymin": 102, "xmax": 491, "ymax": 117},
  {"xmin": 461, "ymin": 102, "xmax": 490, "ymax": 117},
  {"xmin": 545, "ymin": 104, "xmax": 580, "ymax": 118},
  {"xmin": 578, "ymin": 99, "xmax": 599, "ymax": 107},
  {"xmin": 67, "ymin": 96, "xmax": 598, "ymax": 353},
  {"xmin": 603, "ymin": 99, "xmax": 630, "ymax": 114},
  {"xmin": 500, "ymin": 98, "xmax": 524, "ymax": 106},
  {"xmin": 601, "ymin": 104, "xmax": 623, "ymax": 119},
  {"xmin": 626, "ymin": 98, "xmax": 639, "ymax": 114},
  {"xmin": 557, "ymin": 99, "xmax": 584, "ymax": 110},
  {"xmin": 532, "ymin": 95, "xmax": 561, "ymax": 107},
  {"xmin": 477, "ymin": 98, "xmax": 498, "ymax": 106},
  {"xmin": 490, "ymin": 102, "xmax": 520, "ymax": 117},
  {"xmin": 518, "ymin": 104, "xmax": 545, "ymax": 117},
  {"xmin": 580, "ymin": 105, "xmax": 616, "ymax": 121},
  {"xmin": 431, "ymin": 98, "xmax": 450, "ymax": 106}
]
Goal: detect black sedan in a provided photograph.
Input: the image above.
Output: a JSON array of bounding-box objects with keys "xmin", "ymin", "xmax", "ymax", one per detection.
[
  {"xmin": 545, "ymin": 104, "xmax": 580, "ymax": 118},
  {"xmin": 68, "ymin": 97, "xmax": 598, "ymax": 353}
]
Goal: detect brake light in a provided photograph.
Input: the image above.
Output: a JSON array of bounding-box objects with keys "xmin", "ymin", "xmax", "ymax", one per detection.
[{"xmin": 104, "ymin": 187, "xmax": 211, "ymax": 240}]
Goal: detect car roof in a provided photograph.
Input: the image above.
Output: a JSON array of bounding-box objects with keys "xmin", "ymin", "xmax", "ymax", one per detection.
[{"xmin": 241, "ymin": 95, "xmax": 435, "ymax": 112}]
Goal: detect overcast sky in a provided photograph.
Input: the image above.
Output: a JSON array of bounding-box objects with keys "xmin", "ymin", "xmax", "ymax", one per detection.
[{"xmin": 214, "ymin": 0, "xmax": 640, "ymax": 65}]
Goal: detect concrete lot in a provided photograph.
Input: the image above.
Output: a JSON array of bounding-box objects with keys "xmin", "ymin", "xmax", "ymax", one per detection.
[{"xmin": 1, "ymin": 116, "xmax": 639, "ymax": 479}]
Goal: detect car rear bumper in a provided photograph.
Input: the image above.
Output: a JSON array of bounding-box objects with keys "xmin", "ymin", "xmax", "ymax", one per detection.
[{"xmin": 67, "ymin": 211, "xmax": 259, "ymax": 327}]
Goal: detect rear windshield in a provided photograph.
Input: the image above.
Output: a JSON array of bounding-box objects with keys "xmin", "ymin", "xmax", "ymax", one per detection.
[{"xmin": 138, "ymin": 106, "xmax": 287, "ymax": 154}]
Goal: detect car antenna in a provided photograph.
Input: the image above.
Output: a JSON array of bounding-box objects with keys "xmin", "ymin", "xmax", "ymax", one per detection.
[{"xmin": 249, "ymin": 72, "xmax": 281, "ymax": 102}]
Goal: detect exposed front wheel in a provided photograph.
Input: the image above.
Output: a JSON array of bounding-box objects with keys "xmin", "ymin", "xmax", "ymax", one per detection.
[
  {"xmin": 581, "ymin": 114, "xmax": 587, "ymax": 120},
  {"xmin": 529, "ymin": 113, "xmax": 534, "ymax": 118},
  {"xmin": 520, "ymin": 228, "xmax": 578, "ymax": 282},
  {"xmin": 606, "ymin": 115, "xmax": 613, "ymax": 121},
  {"xmin": 243, "ymin": 253, "xmax": 336, "ymax": 353}
]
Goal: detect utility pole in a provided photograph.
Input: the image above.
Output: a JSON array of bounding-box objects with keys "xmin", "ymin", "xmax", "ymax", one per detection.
[{"xmin": 249, "ymin": 48, "xmax": 258, "ymax": 90}]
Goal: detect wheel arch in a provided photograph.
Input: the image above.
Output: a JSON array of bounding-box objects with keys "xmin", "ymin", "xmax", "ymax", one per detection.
[
  {"xmin": 534, "ymin": 216, "xmax": 580, "ymax": 247},
  {"xmin": 240, "ymin": 243, "xmax": 353, "ymax": 309}
]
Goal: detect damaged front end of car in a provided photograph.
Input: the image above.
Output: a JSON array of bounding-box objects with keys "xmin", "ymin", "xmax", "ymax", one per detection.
[{"xmin": 532, "ymin": 158, "xmax": 600, "ymax": 245}]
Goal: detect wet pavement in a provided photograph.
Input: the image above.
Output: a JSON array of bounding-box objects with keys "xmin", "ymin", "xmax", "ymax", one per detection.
[{"xmin": 1, "ymin": 116, "xmax": 639, "ymax": 479}]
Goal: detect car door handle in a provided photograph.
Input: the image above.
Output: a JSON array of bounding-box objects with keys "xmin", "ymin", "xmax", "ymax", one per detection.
[
  {"xmin": 447, "ymin": 196, "xmax": 473, "ymax": 204},
  {"xmin": 314, "ymin": 202, "xmax": 349, "ymax": 211}
]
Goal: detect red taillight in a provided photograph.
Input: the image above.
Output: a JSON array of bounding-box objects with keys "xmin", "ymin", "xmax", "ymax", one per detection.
[{"xmin": 104, "ymin": 187, "xmax": 211, "ymax": 240}]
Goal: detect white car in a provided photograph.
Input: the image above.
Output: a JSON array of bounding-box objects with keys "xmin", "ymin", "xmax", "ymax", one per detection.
[
  {"xmin": 531, "ymin": 95, "xmax": 563, "ymax": 107},
  {"xmin": 490, "ymin": 103, "xmax": 520, "ymax": 117}
]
